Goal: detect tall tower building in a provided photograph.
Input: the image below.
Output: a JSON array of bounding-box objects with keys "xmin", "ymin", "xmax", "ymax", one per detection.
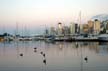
[
  {"xmin": 70, "ymin": 22, "xmax": 75, "ymax": 35},
  {"xmin": 50, "ymin": 27, "xmax": 56, "ymax": 35},
  {"xmin": 88, "ymin": 20, "xmax": 94, "ymax": 34},
  {"xmin": 58, "ymin": 22, "xmax": 63, "ymax": 35},
  {"xmin": 106, "ymin": 21, "xmax": 108, "ymax": 33},
  {"xmin": 83, "ymin": 24, "xmax": 89, "ymax": 34},
  {"xmin": 79, "ymin": 24, "xmax": 83, "ymax": 34},
  {"xmin": 75, "ymin": 24, "xmax": 79, "ymax": 34},
  {"xmin": 94, "ymin": 19, "xmax": 101, "ymax": 35}
]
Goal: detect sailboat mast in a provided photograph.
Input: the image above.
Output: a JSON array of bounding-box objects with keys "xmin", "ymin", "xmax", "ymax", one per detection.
[
  {"xmin": 15, "ymin": 22, "xmax": 18, "ymax": 42},
  {"xmin": 78, "ymin": 11, "xmax": 81, "ymax": 34},
  {"xmin": 79, "ymin": 11, "xmax": 81, "ymax": 25},
  {"xmin": 16, "ymin": 22, "xmax": 18, "ymax": 36},
  {"xmin": 79, "ymin": 11, "xmax": 83, "ymax": 71}
]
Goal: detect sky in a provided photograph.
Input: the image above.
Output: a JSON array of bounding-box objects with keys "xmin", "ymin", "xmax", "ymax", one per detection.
[{"xmin": 0, "ymin": 0, "xmax": 108, "ymax": 35}]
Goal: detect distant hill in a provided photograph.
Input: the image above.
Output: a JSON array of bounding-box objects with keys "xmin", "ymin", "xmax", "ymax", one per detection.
[{"xmin": 92, "ymin": 14, "xmax": 108, "ymax": 21}]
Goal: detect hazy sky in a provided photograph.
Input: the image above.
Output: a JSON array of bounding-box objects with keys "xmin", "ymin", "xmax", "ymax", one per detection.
[{"xmin": 0, "ymin": 0, "xmax": 108, "ymax": 35}]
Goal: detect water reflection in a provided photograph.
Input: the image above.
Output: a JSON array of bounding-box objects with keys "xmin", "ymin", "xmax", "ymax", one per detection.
[
  {"xmin": 34, "ymin": 49, "xmax": 37, "ymax": 53},
  {"xmin": 0, "ymin": 41, "xmax": 108, "ymax": 71}
]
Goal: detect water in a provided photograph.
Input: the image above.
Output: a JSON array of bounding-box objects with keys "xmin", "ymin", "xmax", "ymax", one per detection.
[{"xmin": 0, "ymin": 41, "xmax": 108, "ymax": 71}]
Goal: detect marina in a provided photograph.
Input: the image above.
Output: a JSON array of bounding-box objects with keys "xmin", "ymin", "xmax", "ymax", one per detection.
[
  {"xmin": 0, "ymin": 34, "xmax": 108, "ymax": 42},
  {"xmin": 0, "ymin": 0, "xmax": 108, "ymax": 71}
]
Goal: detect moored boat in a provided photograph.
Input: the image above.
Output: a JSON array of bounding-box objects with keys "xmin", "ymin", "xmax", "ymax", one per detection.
[{"xmin": 98, "ymin": 34, "xmax": 108, "ymax": 41}]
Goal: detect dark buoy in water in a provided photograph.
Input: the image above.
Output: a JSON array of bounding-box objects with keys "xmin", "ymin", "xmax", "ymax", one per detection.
[
  {"xmin": 34, "ymin": 50, "xmax": 37, "ymax": 53},
  {"xmin": 34, "ymin": 47, "xmax": 37, "ymax": 50},
  {"xmin": 84, "ymin": 56, "xmax": 88, "ymax": 63},
  {"xmin": 20, "ymin": 53, "xmax": 23, "ymax": 56},
  {"xmin": 43, "ymin": 53, "xmax": 45, "ymax": 57},
  {"xmin": 43, "ymin": 59, "xmax": 46, "ymax": 65}
]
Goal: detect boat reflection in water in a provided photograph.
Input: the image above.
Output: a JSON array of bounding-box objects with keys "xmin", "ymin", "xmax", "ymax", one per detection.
[{"xmin": 0, "ymin": 41, "xmax": 108, "ymax": 71}]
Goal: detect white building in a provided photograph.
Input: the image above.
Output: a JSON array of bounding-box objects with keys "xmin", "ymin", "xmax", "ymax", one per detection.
[
  {"xmin": 57, "ymin": 22, "xmax": 63, "ymax": 35},
  {"xmin": 79, "ymin": 24, "xmax": 83, "ymax": 34},
  {"xmin": 93, "ymin": 19, "xmax": 101, "ymax": 35},
  {"xmin": 70, "ymin": 22, "xmax": 75, "ymax": 35}
]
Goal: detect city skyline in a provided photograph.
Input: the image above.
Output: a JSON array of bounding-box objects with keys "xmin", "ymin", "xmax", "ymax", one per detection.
[{"xmin": 0, "ymin": 0, "xmax": 108, "ymax": 35}]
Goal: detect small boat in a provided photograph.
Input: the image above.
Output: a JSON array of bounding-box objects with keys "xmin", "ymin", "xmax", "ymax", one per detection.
[
  {"xmin": 75, "ymin": 35, "xmax": 98, "ymax": 41},
  {"xmin": 98, "ymin": 34, "xmax": 108, "ymax": 41},
  {"xmin": 44, "ymin": 35, "xmax": 55, "ymax": 42}
]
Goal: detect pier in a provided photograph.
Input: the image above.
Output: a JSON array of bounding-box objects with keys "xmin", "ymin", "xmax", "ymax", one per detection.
[{"xmin": 0, "ymin": 34, "xmax": 108, "ymax": 42}]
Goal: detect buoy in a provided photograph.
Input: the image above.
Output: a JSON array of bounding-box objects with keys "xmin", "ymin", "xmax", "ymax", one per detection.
[
  {"xmin": 84, "ymin": 56, "xmax": 88, "ymax": 63},
  {"xmin": 43, "ymin": 53, "xmax": 45, "ymax": 57},
  {"xmin": 34, "ymin": 47, "xmax": 37, "ymax": 50},
  {"xmin": 84, "ymin": 56, "xmax": 88, "ymax": 60},
  {"xmin": 43, "ymin": 59, "xmax": 46, "ymax": 65},
  {"xmin": 20, "ymin": 53, "xmax": 23, "ymax": 56}
]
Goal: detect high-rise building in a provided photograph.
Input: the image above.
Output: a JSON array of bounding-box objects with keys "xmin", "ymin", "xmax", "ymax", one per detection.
[
  {"xmin": 103, "ymin": 20, "xmax": 108, "ymax": 33},
  {"xmin": 93, "ymin": 19, "xmax": 101, "ymax": 35},
  {"xmin": 63, "ymin": 26, "xmax": 70, "ymax": 35},
  {"xmin": 106, "ymin": 21, "xmax": 108, "ymax": 33},
  {"xmin": 50, "ymin": 27, "xmax": 56, "ymax": 35},
  {"xmin": 88, "ymin": 20, "xmax": 94, "ymax": 34},
  {"xmin": 45, "ymin": 29, "xmax": 49, "ymax": 36},
  {"xmin": 75, "ymin": 24, "xmax": 79, "ymax": 34},
  {"xmin": 83, "ymin": 24, "xmax": 89, "ymax": 34},
  {"xmin": 79, "ymin": 24, "xmax": 83, "ymax": 34},
  {"xmin": 70, "ymin": 22, "xmax": 75, "ymax": 35},
  {"xmin": 57, "ymin": 22, "xmax": 63, "ymax": 35}
]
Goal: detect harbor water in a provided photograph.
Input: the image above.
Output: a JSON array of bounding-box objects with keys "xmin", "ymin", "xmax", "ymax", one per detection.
[{"xmin": 0, "ymin": 41, "xmax": 108, "ymax": 71}]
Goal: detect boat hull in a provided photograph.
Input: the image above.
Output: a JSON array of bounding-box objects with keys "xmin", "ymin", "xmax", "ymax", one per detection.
[
  {"xmin": 98, "ymin": 37, "xmax": 108, "ymax": 41},
  {"xmin": 98, "ymin": 34, "xmax": 108, "ymax": 42}
]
